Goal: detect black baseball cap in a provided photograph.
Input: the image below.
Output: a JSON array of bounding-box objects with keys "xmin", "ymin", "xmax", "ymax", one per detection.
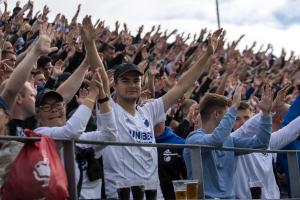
[
  {"xmin": 113, "ymin": 63, "xmax": 143, "ymax": 80},
  {"xmin": 35, "ymin": 89, "xmax": 64, "ymax": 107}
]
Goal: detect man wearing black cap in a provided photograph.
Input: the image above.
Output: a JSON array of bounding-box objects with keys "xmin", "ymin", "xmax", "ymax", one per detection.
[
  {"xmin": 34, "ymin": 72, "xmax": 113, "ymax": 140},
  {"xmin": 33, "ymin": 72, "xmax": 118, "ymax": 199},
  {"xmin": 80, "ymin": 16, "xmax": 224, "ymax": 198}
]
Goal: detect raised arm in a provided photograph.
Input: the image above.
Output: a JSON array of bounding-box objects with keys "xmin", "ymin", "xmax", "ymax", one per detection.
[
  {"xmin": 231, "ymin": 113, "xmax": 260, "ymax": 138},
  {"xmin": 267, "ymin": 84, "xmax": 299, "ymax": 150},
  {"xmin": 187, "ymin": 85, "xmax": 242, "ymax": 147},
  {"xmin": 70, "ymin": 4, "xmax": 81, "ymax": 26},
  {"xmin": 233, "ymin": 85, "xmax": 273, "ymax": 149},
  {"xmin": 1, "ymin": 26, "xmax": 57, "ymax": 108},
  {"xmin": 162, "ymin": 29, "xmax": 223, "ymax": 111},
  {"xmin": 81, "ymin": 16, "xmax": 110, "ymax": 95},
  {"xmin": 79, "ymin": 70, "xmax": 117, "ymax": 150},
  {"xmin": 35, "ymin": 72, "xmax": 102, "ymax": 139},
  {"xmin": 56, "ymin": 57, "xmax": 89, "ymax": 103},
  {"xmin": 15, "ymin": 0, "xmax": 33, "ymax": 18},
  {"xmin": 270, "ymin": 115, "xmax": 300, "ymax": 149},
  {"xmin": 216, "ymin": 58, "xmax": 235, "ymax": 95},
  {"xmin": 3, "ymin": 0, "xmax": 7, "ymax": 14}
]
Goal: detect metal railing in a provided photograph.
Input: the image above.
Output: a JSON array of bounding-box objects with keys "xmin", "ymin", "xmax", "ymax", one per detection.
[{"xmin": 0, "ymin": 136, "xmax": 299, "ymax": 200}]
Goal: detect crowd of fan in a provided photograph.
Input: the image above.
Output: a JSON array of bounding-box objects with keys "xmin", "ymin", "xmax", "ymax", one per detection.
[{"xmin": 0, "ymin": 1, "xmax": 300, "ymax": 199}]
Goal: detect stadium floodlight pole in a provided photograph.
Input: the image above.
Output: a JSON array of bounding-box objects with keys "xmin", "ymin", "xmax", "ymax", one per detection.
[{"xmin": 216, "ymin": 0, "xmax": 221, "ymax": 29}]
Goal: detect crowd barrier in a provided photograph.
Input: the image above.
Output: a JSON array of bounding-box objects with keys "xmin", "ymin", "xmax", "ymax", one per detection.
[{"xmin": 0, "ymin": 136, "xmax": 299, "ymax": 200}]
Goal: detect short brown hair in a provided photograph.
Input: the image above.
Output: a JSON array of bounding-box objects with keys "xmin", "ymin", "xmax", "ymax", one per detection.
[
  {"xmin": 181, "ymin": 99, "xmax": 197, "ymax": 110},
  {"xmin": 238, "ymin": 101, "xmax": 251, "ymax": 111},
  {"xmin": 199, "ymin": 93, "xmax": 229, "ymax": 122}
]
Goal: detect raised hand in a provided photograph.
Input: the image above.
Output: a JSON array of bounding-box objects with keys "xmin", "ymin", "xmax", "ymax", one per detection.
[
  {"xmin": 207, "ymin": 28, "xmax": 223, "ymax": 55},
  {"xmin": 90, "ymin": 70, "xmax": 106, "ymax": 98},
  {"xmin": 51, "ymin": 59, "xmax": 64, "ymax": 79},
  {"xmin": 157, "ymin": 24, "xmax": 161, "ymax": 32},
  {"xmin": 281, "ymin": 48, "xmax": 286, "ymax": 57},
  {"xmin": 192, "ymin": 33, "xmax": 198, "ymax": 41},
  {"xmin": 150, "ymin": 25, "xmax": 156, "ymax": 33},
  {"xmin": 77, "ymin": 4, "xmax": 81, "ymax": 11},
  {"xmin": 185, "ymin": 33, "xmax": 191, "ymax": 41},
  {"xmin": 164, "ymin": 29, "xmax": 168, "ymax": 36},
  {"xmin": 76, "ymin": 88, "xmax": 88, "ymax": 105},
  {"xmin": 271, "ymin": 84, "xmax": 290, "ymax": 113},
  {"xmin": 81, "ymin": 15, "xmax": 100, "ymax": 44},
  {"xmin": 28, "ymin": 0, "xmax": 33, "ymax": 8},
  {"xmin": 171, "ymin": 29, "xmax": 178, "ymax": 35},
  {"xmin": 123, "ymin": 23, "xmax": 128, "ymax": 33},
  {"xmin": 33, "ymin": 23, "xmax": 58, "ymax": 55},
  {"xmin": 255, "ymin": 84, "xmax": 273, "ymax": 115},
  {"xmin": 232, "ymin": 83, "xmax": 242, "ymax": 109},
  {"xmin": 42, "ymin": 5, "xmax": 50, "ymax": 19},
  {"xmin": 114, "ymin": 20, "xmax": 120, "ymax": 31},
  {"xmin": 180, "ymin": 32, "xmax": 185, "ymax": 38},
  {"xmin": 236, "ymin": 34, "xmax": 245, "ymax": 43},
  {"xmin": 149, "ymin": 61, "xmax": 159, "ymax": 76},
  {"xmin": 200, "ymin": 28, "xmax": 207, "ymax": 37},
  {"xmin": 137, "ymin": 25, "xmax": 144, "ymax": 34}
]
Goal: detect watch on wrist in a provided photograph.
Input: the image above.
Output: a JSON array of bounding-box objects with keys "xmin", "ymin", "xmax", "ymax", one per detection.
[{"xmin": 97, "ymin": 96, "xmax": 109, "ymax": 104}]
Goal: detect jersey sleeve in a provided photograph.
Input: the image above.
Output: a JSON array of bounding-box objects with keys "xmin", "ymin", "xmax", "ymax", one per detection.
[{"xmin": 141, "ymin": 97, "xmax": 165, "ymax": 125}]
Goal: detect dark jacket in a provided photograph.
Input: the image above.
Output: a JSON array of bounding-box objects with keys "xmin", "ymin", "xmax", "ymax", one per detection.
[{"xmin": 155, "ymin": 126, "xmax": 187, "ymax": 200}]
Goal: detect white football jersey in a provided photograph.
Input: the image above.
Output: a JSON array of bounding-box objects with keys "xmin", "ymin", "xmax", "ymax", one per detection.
[
  {"xmin": 234, "ymin": 152, "xmax": 280, "ymax": 199},
  {"xmin": 101, "ymin": 98, "xmax": 165, "ymax": 198}
]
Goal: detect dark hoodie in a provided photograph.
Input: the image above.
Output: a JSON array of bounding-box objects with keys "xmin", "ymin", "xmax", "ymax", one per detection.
[{"xmin": 155, "ymin": 126, "xmax": 187, "ymax": 200}]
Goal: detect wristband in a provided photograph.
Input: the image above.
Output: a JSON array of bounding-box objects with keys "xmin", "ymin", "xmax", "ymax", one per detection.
[
  {"xmin": 97, "ymin": 96, "xmax": 109, "ymax": 104},
  {"xmin": 85, "ymin": 98, "xmax": 95, "ymax": 104}
]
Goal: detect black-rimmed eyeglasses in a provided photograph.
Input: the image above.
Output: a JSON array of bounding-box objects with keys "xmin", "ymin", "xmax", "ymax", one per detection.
[{"xmin": 39, "ymin": 102, "xmax": 65, "ymax": 112}]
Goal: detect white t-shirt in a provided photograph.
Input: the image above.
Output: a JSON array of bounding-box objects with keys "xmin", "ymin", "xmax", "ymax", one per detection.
[
  {"xmin": 232, "ymin": 113, "xmax": 300, "ymax": 199},
  {"xmin": 234, "ymin": 152, "xmax": 279, "ymax": 199},
  {"xmin": 101, "ymin": 98, "xmax": 165, "ymax": 198}
]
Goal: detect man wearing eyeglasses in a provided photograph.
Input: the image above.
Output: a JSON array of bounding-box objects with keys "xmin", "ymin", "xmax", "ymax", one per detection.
[
  {"xmin": 35, "ymin": 90, "xmax": 67, "ymax": 128},
  {"xmin": 33, "ymin": 72, "xmax": 118, "ymax": 199},
  {"xmin": 34, "ymin": 71, "xmax": 116, "ymax": 141}
]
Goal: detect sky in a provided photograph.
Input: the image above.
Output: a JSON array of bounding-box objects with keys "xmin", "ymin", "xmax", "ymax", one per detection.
[{"xmin": 5, "ymin": 0, "xmax": 300, "ymax": 56}]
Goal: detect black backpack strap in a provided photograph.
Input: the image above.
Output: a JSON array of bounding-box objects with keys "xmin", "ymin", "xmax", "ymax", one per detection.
[
  {"xmin": 99, "ymin": 156, "xmax": 106, "ymax": 199},
  {"xmin": 76, "ymin": 147, "xmax": 84, "ymax": 197}
]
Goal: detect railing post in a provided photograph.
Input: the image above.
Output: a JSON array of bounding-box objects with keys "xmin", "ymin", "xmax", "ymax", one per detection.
[
  {"xmin": 63, "ymin": 140, "xmax": 77, "ymax": 200},
  {"xmin": 190, "ymin": 147, "xmax": 205, "ymax": 199},
  {"xmin": 287, "ymin": 152, "xmax": 300, "ymax": 198}
]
